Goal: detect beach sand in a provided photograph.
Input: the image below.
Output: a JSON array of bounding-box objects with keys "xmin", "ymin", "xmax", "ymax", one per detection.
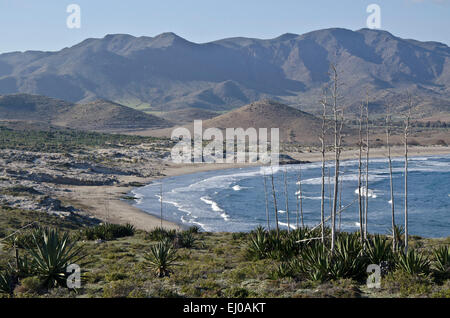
[{"xmin": 59, "ymin": 145, "xmax": 450, "ymax": 231}]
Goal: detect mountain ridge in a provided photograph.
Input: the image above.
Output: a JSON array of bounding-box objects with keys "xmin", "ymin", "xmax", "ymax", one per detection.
[{"xmin": 0, "ymin": 28, "xmax": 449, "ymax": 117}]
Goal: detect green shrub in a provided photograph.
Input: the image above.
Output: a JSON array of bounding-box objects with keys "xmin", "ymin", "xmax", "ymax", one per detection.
[
  {"xmin": 20, "ymin": 276, "xmax": 42, "ymax": 293},
  {"xmin": 382, "ymin": 270, "xmax": 433, "ymax": 297},
  {"xmin": 223, "ymin": 286, "xmax": 249, "ymax": 298},
  {"xmin": 81, "ymin": 223, "xmax": 135, "ymax": 241},
  {"xmin": 102, "ymin": 280, "xmax": 138, "ymax": 298},
  {"xmin": 105, "ymin": 272, "xmax": 128, "ymax": 282},
  {"xmin": 176, "ymin": 231, "xmax": 197, "ymax": 248},
  {"xmin": 147, "ymin": 227, "xmax": 177, "ymax": 242},
  {"xmin": 187, "ymin": 226, "xmax": 200, "ymax": 234}
]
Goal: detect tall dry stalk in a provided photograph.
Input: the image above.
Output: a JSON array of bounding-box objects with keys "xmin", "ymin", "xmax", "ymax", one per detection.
[
  {"xmin": 364, "ymin": 93, "xmax": 370, "ymax": 240},
  {"xmin": 270, "ymin": 167, "xmax": 279, "ymax": 235},
  {"xmin": 358, "ymin": 101, "xmax": 364, "ymax": 243},
  {"xmin": 299, "ymin": 165, "xmax": 304, "ymax": 229},
  {"xmin": 160, "ymin": 181, "xmax": 163, "ymax": 228},
  {"xmin": 330, "ymin": 64, "xmax": 343, "ymax": 253},
  {"xmin": 263, "ymin": 171, "xmax": 270, "ymax": 230},
  {"xmin": 385, "ymin": 103, "xmax": 396, "ymax": 250},
  {"xmin": 404, "ymin": 96, "xmax": 412, "ymax": 253},
  {"xmin": 319, "ymin": 91, "xmax": 327, "ymax": 243},
  {"xmin": 284, "ymin": 166, "xmax": 290, "ymax": 233}
]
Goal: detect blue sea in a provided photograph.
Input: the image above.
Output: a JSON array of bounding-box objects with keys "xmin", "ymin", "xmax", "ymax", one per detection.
[{"xmin": 131, "ymin": 154, "xmax": 450, "ymax": 238}]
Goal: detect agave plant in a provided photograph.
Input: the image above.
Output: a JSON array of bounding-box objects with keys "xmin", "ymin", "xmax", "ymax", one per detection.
[
  {"xmin": 432, "ymin": 246, "xmax": 450, "ymax": 274},
  {"xmin": 246, "ymin": 226, "xmax": 269, "ymax": 260},
  {"xmin": 0, "ymin": 271, "xmax": 13, "ymax": 294},
  {"xmin": 9, "ymin": 255, "xmax": 35, "ymax": 279},
  {"xmin": 396, "ymin": 249, "xmax": 430, "ymax": 275},
  {"xmin": 365, "ymin": 235, "xmax": 394, "ymax": 265},
  {"xmin": 330, "ymin": 233, "xmax": 366, "ymax": 280},
  {"xmin": 26, "ymin": 228, "xmax": 85, "ymax": 288},
  {"xmin": 145, "ymin": 240, "xmax": 179, "ymax": 277},
  {"xmin": 392, "ymin": 225, "xmax": 405, "ymax": 250},
  {"xmin": 299, "ymin": 242, "xmax": 330, "ymax": 282},
  {"xmin": 176, "ymin": 231, "xmax": 197, "ymax": 248}
]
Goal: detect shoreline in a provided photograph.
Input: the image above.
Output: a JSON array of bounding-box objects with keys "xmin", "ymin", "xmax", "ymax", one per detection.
[{"xmin": 62, "ymin": 145, "xmax": 450, "ymax": 232}]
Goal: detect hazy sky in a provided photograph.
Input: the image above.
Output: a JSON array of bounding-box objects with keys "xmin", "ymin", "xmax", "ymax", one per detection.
[{"xmin": 0, "ymin": 0, "xmax": 449, "ymax": 53}]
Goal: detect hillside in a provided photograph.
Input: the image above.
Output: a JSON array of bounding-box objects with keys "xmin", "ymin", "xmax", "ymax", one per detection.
[
  {"xmin": 53, "ymin": 100, "xmax": 172, "ymax": 131},
  {"xmin": 0, "ymin": 94, "xmax": 171, "ymax": 131},
  {"xmin": 160, "ymin": 108, "xmax": 220, "ymax": 124},
  {"xmin": 0, "ymin": 28, "xmax": 449, "ymax": 117},
  {"xmin": 200, "ymin": 99, "xmax": 324, "ymax": 144}
]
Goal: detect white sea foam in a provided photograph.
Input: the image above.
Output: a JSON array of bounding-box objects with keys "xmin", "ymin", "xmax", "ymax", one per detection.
[
  {"xmin": 232, "ymin": 185, "xmax": 242, "ymax": 191},
  {"xmin": 354, "ymin": 187, "xmax": 378, "ymax": 198},
  {"xmin": 200, "ymin": 196, "xmax": 230, "ymax": 221},
  {"xmin": 130, "ymin": 190, "xmax": 144, "ymax": 204},
  {"xmin": 278, "ymin": 221, "xmax": 298, "ymax": 230}
]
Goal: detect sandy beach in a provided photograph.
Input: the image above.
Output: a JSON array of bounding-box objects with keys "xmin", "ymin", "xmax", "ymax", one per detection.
[{"xmin": 59, "ymin": 145, "xmax": 450, "ymax": 231}]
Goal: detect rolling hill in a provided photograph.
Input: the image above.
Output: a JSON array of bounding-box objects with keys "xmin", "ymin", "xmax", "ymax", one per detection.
[
  {"xmin": 0, "ymin": 94, "xmax": 171, "ymax": 131},
  {"xmin": 173, "ymin": 99, "xmax": 327, "ymax": 144},
  {"xmin": 0, "ymin": 28, "xmax": 449, "ymax": 118}
]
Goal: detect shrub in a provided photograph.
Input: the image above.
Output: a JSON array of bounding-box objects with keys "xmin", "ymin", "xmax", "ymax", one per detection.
[
  {"xmin": 187, "ymin": 226, "xmax": 200, "ymax": 234},
  {"xmin": 223, "ymin": 286, "xmax": 249, "ymax": 298},
  {"xmin": 176, "ymin": 231, "xmax": 197, "ymax": 248},
  {"xmin": 4, "ymin": 227, "xmax": 44, "ymax": 249},
  {"xmin": 81, "ymin": 223, "xmax": 135, "ymax": 241},
  {"xmin": 102, "ymin": 280, "xmax": 138, "ymax": 298},
  {"xmin": 19, "ymin": 276, "xmax": 42, "ymax": 293},
  {"xmin": 395, "ymin": 249, "xmax": 430, "ymax": 275},
  {"xmin": 105, "ymin": 272, "xmax": 128, "ymax": 282},
  {"xmin": 144, "ymin": 240, "xmax": 178, "ymax": 277},
  {"xmin": 147, "ymin": 227, "xmax": 177, "ymax": 242},
  {"xmin": 382, "ymin": 270, "xmax": 433, "ymax": 297}
]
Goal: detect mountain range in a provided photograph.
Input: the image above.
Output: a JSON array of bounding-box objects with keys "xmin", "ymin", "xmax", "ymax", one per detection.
[{"xmin": 0, "ymin": 28, "xmax": 449, "ymax": 118}]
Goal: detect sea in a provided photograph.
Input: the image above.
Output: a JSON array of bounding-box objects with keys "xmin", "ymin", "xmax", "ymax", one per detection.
[{"xmin": 131, "ymin": 154, "xmax": 450, "ymax": 238}]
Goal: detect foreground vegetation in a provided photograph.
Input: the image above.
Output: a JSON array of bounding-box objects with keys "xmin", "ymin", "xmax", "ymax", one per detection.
[{"xmin": 0, "ymin": 207, "xmax": 449, "ymax": 298}]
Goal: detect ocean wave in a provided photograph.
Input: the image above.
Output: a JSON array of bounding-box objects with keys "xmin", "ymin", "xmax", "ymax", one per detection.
[
  {"xmin": 354, "ymin": 187, "xmax": 378, "ymax": 198},
  {"xmin": 200, "ymin": 196, "xmax": 230, "ymax": 221},
  {"xmin": 278, "ymin": 221, "xmax": 298, "ymax": 230}
]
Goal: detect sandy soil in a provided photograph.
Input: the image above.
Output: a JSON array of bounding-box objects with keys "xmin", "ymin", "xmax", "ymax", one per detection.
[{"xmin": 59, "ymin": 145, "xmax": 450, "ymax": 231}]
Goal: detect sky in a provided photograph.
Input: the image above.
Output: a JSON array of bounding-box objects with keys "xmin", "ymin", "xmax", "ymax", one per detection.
[{"xmin": 0, "ymin": 0, "xmax": 449, "ymax": 53}]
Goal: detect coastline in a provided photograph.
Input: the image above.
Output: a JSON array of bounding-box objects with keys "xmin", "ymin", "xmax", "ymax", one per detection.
[{"xmin": 61, "ymin": 145, "xmax": 450, "ymax": 231}]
